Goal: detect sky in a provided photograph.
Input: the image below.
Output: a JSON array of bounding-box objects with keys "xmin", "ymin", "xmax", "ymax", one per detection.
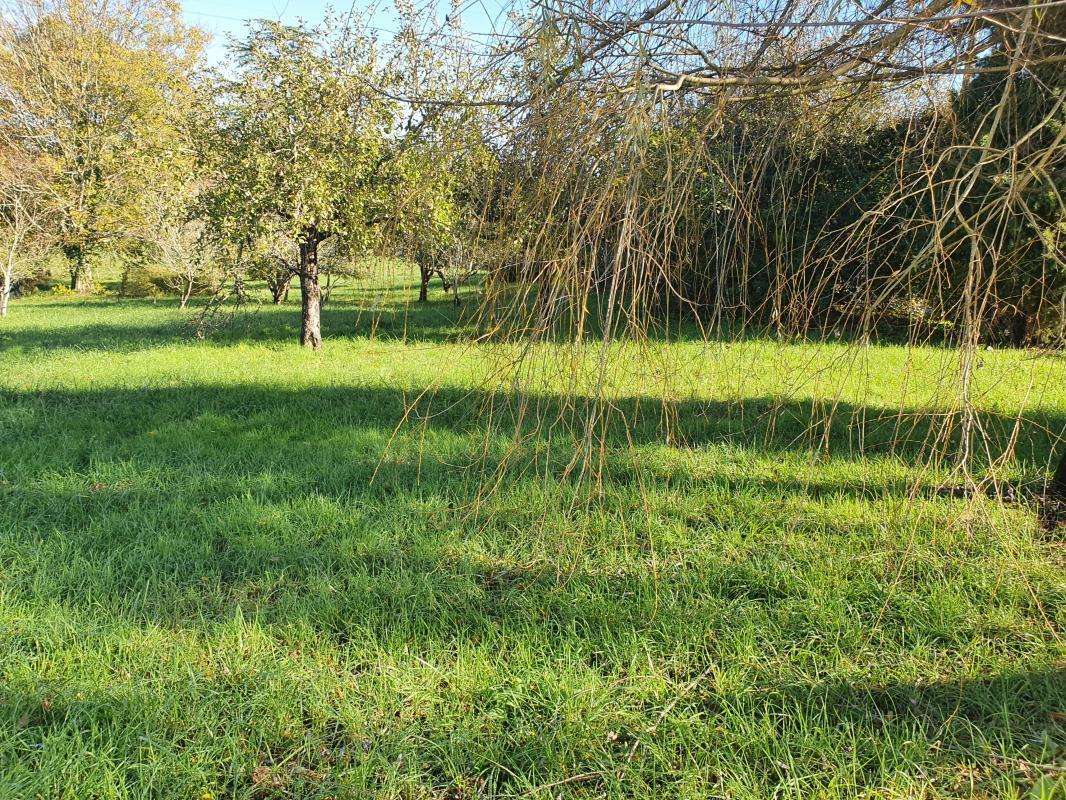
[
  {"xmin": 181, "ymin": 0, "xmax": 502, "ymax": 64},
  {"xmin": 182, "ymin": 0, "xmax": 384, "ymax": 63}
]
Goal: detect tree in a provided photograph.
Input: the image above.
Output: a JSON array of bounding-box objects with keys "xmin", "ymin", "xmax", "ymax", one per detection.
[
  {"xmin": 135, "ymin": 144, "xmax": 221, "ymax": 308},
  {"xmin": 144, "ymin": 216, "xmax": 221, "ymax": 308},
  {"xmin": 206, "ymin": 19, "xmax": 394, "ymax": 349},
  {"xmin": 948, "ymin": 51, "xmax": 1065, "ymax": 346},
  {"xmin": 0, "ymin": 0, "xmax": 202, "ymax": 292},
  {"xmin": 383, "ymin": 1, "xmax": 501, "ymax": 304},
  {"xmin": 0, "ymin": 144, "xmax": 42, "ymax": 316},
  {"xmin": 394, "ymin": 147, "xmax": 493, "ymax": 306},
  {"xmin": 246, "ymin": 230, "xmax": 297, "ymax": 305}
]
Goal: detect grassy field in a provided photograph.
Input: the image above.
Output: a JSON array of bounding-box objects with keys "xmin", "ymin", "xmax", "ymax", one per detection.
[{"xmin": 1, "ymin": 270, "xmax": 1064, "ymax": 799}]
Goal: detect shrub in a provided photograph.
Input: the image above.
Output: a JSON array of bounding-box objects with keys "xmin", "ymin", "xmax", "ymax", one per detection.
[{"xmin": 121, "ymin": 264, "xmax": 181, "ymax": 298}]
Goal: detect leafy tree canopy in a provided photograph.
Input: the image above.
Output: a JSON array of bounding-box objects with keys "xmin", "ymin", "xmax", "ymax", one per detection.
[{"xmin": 0, "ymin": 0, "xmax": 203, "ymax": 290}]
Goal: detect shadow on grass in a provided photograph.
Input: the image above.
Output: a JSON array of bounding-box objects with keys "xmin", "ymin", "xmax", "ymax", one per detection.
[
  {"xmin": 3, "ymin": 381, "xmax": 1062, "ymax": 470},
  {"xmin": 1, "ymin": 379, "xmax": 1063, "ymax": 795},
  {"xmin": 13, "ymin": 286, "xmax": 1035, "ymax": 355},
  {"xmin": 1, "ymin": 291, "xmax": 480, "ymax": 354},
  {"xmin": 1, "ymin": 382, "xmax": 1062, "ymax": 621}
]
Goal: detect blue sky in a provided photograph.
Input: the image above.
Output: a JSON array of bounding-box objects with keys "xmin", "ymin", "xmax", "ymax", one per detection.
[
  {"xmin": 182, "ymin": 1, "xmax": 383, "ymax": 62},
  {"xmin": 182, "ymin": 0, "xmax": 501, "ymax": 63}
]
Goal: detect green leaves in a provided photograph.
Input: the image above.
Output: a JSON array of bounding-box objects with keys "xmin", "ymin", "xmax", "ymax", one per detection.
[
  {"xmin": 0, "ymin": 0, "xmax": 202, "ymax": 258},
  {"xmin": 206, "ymin": 20, "xmax": 396, "ymax": 250}
]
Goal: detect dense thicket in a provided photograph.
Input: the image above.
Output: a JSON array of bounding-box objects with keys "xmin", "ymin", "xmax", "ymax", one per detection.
[
  {"xmin": 673, "ymin": 57, "xmax": 1065, "ymax": 346},
  {"xmin": 473, "ymin": 10, "xmax": 1064, "ymax": 348}
]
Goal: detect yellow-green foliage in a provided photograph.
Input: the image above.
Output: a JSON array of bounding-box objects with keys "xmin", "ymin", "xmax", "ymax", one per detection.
[
  {"xmin": 0, "ymin": 0, "xmax": 204, "ymax": 260},
  {"xmin": 120, "ymin": 264, "xmax": 172, "ymax": 298}
]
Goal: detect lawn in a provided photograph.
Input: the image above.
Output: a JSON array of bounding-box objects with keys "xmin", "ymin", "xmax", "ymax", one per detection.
[{"xmin": 0, "ymin": 270, "xmax": 1064, "ymax": 799}]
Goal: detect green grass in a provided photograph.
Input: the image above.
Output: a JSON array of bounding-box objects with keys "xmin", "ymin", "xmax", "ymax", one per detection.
[{"xmin": 1, "ymin": 271, "xmax": 1064, "ymax": 799}]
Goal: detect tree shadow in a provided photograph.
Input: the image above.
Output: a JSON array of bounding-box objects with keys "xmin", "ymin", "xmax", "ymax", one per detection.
[
  {"xmin": 0, "ymin": 292, "xmax": 483, "ymax": 354},
  {"xmin": 4, "ymin": 380, "xmax": 1062, "ymax": 467},
  {"xmin": 2, "ymin": 381, "xmax": 1062, "ymax": 630},
  {"xmin": 8, "ymin": 284, "xmax": 1039, "ymax": 352}
]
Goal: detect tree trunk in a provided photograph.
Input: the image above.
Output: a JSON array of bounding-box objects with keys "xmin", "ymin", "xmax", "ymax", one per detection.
[
  {"xmin": 1009, "ymin": 309, "xmax": 1028, "ymax": 348},
  {"xmin": 0, "ymin": 273, "xmax": 9, "ymax": 317},
  {"xmin": 419, "ymin": 267, "xmax": 430, "ymax": 302},
  {"xmin": 68, "ymin": 246, "xmax": 93, "ymax": 293},
  {"xmin": 299, "ymin": 236, "xmax": 322, "ymax": 350},
  {"xmin": 274, "ymin": 277, "xmax": 290, "ymax": 304},
  {"xmin": 269, "ymin": 273, "xmax": 292, "ymax": 304},
  {"xmin": 180, "ymin": 275, "xmax": 194, "ymax": 309}
]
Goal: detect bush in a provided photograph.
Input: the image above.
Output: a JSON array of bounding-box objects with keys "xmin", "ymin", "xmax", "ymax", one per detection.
[
  {"xmin": 121, "ymin": 264, "xmax": 176, "ymax": 298},
  {"xmin": 13, "ymin": 266, "xmax": 55, "ymax": 296}
]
